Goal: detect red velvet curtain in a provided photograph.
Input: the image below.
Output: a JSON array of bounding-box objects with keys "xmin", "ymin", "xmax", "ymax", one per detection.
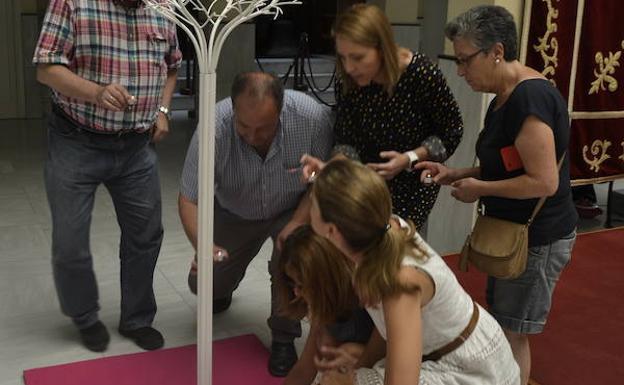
[{"xmin": 524, "ymin": 0, "xmax": 624, "ymax": 183}]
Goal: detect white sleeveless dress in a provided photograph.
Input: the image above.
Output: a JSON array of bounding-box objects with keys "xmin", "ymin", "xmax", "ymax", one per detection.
[{"xmin": 356, "ymin": 223, "xmax": 520, "ymax": 385}]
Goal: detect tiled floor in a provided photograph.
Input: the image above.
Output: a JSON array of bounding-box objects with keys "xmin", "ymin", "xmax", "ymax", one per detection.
[
  {"xmin": 0, "ymin": 113, "xmax": 311, "ymax": 385},
  {"xmin": 0, "ymin": 113, "xmax": 620, "ymax": 385}
]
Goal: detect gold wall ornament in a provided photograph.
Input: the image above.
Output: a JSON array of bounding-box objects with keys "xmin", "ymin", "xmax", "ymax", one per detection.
[
  {"xmin": 582, "ymin": 139, "xmax": 612, "ymax": 172},
  {"xmin": 532, "ymin": 0, "xmax": 559, "ymax": 84},
  {"xmin": 588, "ymin": 40, "xmax": 623, "ymax": 95}
]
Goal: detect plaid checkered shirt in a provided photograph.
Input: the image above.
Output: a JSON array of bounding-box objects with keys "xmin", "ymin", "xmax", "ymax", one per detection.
[{"xmin": 33, "ymin": 0, "xmax": 182, "ymax": 133}]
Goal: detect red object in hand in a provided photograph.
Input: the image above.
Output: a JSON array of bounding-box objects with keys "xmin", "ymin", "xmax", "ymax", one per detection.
[{"xmin": 500, "ymin": 145, "xmax": 523, "ymax": 171}]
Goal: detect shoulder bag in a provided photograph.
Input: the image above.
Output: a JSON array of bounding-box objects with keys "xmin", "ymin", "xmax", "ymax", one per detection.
[{"xmin": 459, "ymin": 153, "xmax": 566, "ymax": 279}]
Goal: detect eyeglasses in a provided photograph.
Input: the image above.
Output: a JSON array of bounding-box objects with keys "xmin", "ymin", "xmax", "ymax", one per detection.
[{"xmin": 454, "ymin": 50, "xmax": 484, "ymax": 66}]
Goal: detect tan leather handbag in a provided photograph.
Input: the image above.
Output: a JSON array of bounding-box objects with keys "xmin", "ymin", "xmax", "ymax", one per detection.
[{"xmin": 459, "ymin": 153, "xmax": 565, "ymax": 279}]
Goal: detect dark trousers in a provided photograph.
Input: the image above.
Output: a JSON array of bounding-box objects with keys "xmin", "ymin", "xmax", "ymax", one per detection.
[
  {"xmin": 212, "ymin": 202, "xmax": 301, "ymax": 343},
  {"xmin": 45, "ymin": 108, "xmax": 163, "ymax": 330}
]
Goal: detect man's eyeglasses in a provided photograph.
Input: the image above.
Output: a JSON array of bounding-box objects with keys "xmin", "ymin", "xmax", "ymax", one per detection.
[{"xmin": 454, "ymin": 50, "xmax": 484, "ymax": 66}]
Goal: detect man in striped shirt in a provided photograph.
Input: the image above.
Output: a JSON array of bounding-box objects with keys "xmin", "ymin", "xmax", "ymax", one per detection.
[
  {"xmin": 180, "ymin": 72, "xmax": 333, "ymax": 377},
  {"xmin": 33, "ymin": 0, "xmax": 181, "ymax": 352}
]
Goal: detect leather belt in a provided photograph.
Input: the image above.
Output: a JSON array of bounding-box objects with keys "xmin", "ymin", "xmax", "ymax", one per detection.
[
  {"xmin": 422, "ymin": 301, "xmax": 479, "ymax": 362},
  {"xmin": 52, "ymin": 103, "xmax": 146, "ymax": 137}
]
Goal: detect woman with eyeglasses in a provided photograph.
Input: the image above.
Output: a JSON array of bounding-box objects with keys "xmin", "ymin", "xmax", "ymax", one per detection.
[
  {"xmin": 303, "ymin": 4, "xmax": 463, "ymax": 230},
  {"xmin": 415, "ymin": 6, "xmax": 577, "ymax": 385}
]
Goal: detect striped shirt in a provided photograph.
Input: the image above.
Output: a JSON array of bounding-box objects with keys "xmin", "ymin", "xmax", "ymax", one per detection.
[
  {"xmin": 33, "ymin": 0, "xmax": 182, "ymax": 133},
  {"xmin": 180, "ymin": 91, "xmax": 334, "ymax": 221}
]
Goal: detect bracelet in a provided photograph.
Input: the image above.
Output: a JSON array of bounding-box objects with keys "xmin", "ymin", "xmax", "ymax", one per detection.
[
  {"xmin": 404, "ymin": 150, "xmax": 419, "ymax": 171},
  {"xmin": 158, "ymin": 105, "xmax": 171, "ymax": 120}
]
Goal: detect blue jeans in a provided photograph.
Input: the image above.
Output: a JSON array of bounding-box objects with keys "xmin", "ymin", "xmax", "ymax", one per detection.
[
  {"xmin": 45, "ymin": 108, "xmax": 163, "ymax": 330},
  {"xmin": 486, "ymin": 230, "xmax": 576, "ymax": 334}
]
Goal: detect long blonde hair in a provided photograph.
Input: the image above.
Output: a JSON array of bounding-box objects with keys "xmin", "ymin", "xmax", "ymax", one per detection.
[
  {"xmin": 334, "ymin": 4, "xmax": 401, "ymax": 95},
  {"xmin": 312, "ymin": 159, "xmax": 429, "ymax": 306}
]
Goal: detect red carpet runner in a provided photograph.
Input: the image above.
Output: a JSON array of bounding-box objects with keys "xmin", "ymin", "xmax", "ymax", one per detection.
[
  {"xmin": 445, "ymin": 227, "xmax": 624, "ymax": 385},
  {"xmin": 23, "ymin": 334, "xmax": 283, "ymax": 385}
]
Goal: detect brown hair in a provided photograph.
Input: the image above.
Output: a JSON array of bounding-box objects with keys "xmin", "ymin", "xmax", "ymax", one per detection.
[
  {"xmin": 333, "ymin": 4, "xmax": 401, "ymax": 95},
  {"xmin": 312, "ymin": 159, "xmax": 429, "ymax": 306},
  {"xmin": 277, "ymin": 225, "xmax": 359, "ymax": 326}
]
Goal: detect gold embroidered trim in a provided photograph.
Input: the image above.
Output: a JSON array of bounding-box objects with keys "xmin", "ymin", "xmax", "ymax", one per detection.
[
  {"xmin": 571, "ymin": 111, "xmax": 624, "ymax": 119},
  {"xmin": 582, "ymin": 139, "xmax": 612, "ymax": 172},
  {"xmin": 533, "ymin": 0, "xmax": 560, "ymax": 84},
  {"xmin": 589, "ymin": 40, "xmax": 624, "ymax": 95},
  {"xmin": 571, "ymin": 173, "xmax": 624, "ymax": 186}
]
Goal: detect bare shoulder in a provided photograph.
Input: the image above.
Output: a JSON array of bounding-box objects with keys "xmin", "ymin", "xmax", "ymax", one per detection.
[{"xmin": 397, "ymin": 265, "xmax": 435, "ymax": 306}]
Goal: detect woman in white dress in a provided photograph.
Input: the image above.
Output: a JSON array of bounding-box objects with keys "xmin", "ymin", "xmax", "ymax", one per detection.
[{"xmin": 305, "ymin": 158, "xmax": 519, "ymax": 385}]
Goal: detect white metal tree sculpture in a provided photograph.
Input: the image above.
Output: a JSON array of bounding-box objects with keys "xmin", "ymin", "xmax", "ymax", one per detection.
[{"xmin": 142, "ymin": 1, "xmax": 300, "ymax": 384}]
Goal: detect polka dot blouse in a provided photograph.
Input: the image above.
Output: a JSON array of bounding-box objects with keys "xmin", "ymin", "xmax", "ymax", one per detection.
[{"xmin": 334, "ymin": 52, "xmax": 463, "ymax": 228}]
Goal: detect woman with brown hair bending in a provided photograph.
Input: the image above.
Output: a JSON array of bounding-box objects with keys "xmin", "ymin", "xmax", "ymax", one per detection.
[
  {"xmin": 279, "ymin": 225, "xmax": 373, "ymax": 385},
  {"xmin": 302, "ymin": 159, "xmax": 519, "ymax": 385},
  {"xmin": 303, "ymin": 3, "xmax": 463, "ymax": 229}
]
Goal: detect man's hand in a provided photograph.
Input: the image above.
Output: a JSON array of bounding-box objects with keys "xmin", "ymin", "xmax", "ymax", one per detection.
[
  {"xmin": 95, "ymin": 83, "xmax": 133, "ymax": 111},
  {"xmin": 299, "ymin": 154, "xmax": 326, "ymax": 183},
  {"xmin": 367, "ymin": 151, "xmax": 409, "ymax": 180},
  {"xmin": 451, "ymin": 177, "xmax": 482, "ymax": 203},
  {"xmin": 151, "ymin": 112, "xmax": 170, "ymax": 142},
  {"xmin": 190, "ymin": 244, "xmax": 230, "ymax": 271}
]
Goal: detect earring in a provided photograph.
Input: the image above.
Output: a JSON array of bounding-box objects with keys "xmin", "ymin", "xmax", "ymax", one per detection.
[{"xmin": 495, "ymin": 58, "xmax": 501, "ymax": 64}]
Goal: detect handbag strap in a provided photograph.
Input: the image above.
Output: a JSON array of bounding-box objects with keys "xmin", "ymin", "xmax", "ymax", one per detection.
[{"xmin": 527, "ymin": 151, "xmax": 567, "ymax": 226}]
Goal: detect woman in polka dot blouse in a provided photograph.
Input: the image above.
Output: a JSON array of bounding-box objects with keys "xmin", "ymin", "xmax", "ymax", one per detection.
[{"xmin": 328, "ymin": 4, "xmax": 463, "ymax": 228}]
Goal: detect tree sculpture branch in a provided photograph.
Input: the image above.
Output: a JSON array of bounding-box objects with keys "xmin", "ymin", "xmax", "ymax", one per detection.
[{"xmin": 143, "ymin": 0, "xmax": 301, "ymax": 73}]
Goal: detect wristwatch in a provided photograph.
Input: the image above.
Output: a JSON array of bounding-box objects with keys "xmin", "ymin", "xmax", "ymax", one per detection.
[
  {"xmin": 405, "ymin": 150, "xmax": 419, "ymax": 171},
  {"xmin": 158, "ymin": 105, "xmax": 171, "ymax": 119}
]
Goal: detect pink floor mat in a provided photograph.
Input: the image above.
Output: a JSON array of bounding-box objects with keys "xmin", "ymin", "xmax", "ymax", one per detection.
[{"xmin": 23, "ymin": 334, "xmax": 284, "ymax": 385}]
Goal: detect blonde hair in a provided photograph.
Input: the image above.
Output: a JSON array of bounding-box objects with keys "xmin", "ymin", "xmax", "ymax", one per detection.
[
  {"xmin": 334, "ymin": 4, "xmax": 401, "ymax": 95},
  {"xmin": 278, "ymin": 225, "xmax": 358, "ymax": 326},
  {"xmin": 312, "ymin": 159, "xmax": 430, "ymax": 306}
]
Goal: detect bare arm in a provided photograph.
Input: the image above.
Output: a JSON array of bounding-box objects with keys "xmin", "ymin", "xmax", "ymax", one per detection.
[
  {"xmin": 354, "ymin": 327, "xmax": 386, "ymax": 369},
  {"xmin": 284, "ymin": 324, "xmax": 324, "ymax": 385},
  {"xmin": 36, "ymin": 63, "xmax": 130, "ymax": 110},
  {"xmin": 152, "ymin": 68, "xmax": 178, "ymax": 142},
  {"xmin": 450, "ymin": 115, "xmax": 558, "ymax": 203},
  {"xmin": 477, "ymin": 115, "xmax": 558, "ymax": 198},
  {"xmin": 159, "ymin": 69, "xmax": 177, "ymax": 110},
  {"xmin": 381, "ymin": 266, "xmax": 436, "ymax": 385},
  {"xmin": 178, "ymin": 193, "xmax": 198, "ymax": 251},
  {"xmin": 413, "ymin": 161, "xmax": 481, "ymax": 185},
  {"xmin": 276, "ymin": 190, "xmax": 312, "ymax": 251},
  {"xmin": 383, "ymin": 290, "xmax": 424, "ymax": 385}
]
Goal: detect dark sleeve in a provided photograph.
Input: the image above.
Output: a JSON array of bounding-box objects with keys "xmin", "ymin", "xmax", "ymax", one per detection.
[
  {"xmin": 310, "ymin": 106, "xmax": 334, "ymax": 161},
  {"xmin": 503, "ymin": 81, "xmax": 560, "ymax": 141},
  {"xmin": 413, "ymin": 53, "xmax": 464, "ymax": 161},
  {"xmin": 333, "ymin": 78, "xmax": 355, "ymax": 146}
]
